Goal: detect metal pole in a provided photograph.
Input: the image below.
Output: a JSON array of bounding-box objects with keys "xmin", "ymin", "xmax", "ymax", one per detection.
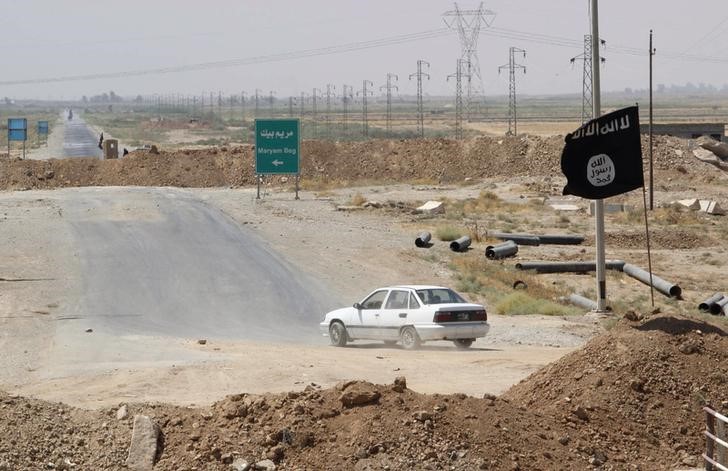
[
  {"xmin": 649, "ymin": 29, "xmax": 655, "ymax": 210},
  {"xmin": 591, "ymin": 0, "xmax": 607, "ymax": 312}
]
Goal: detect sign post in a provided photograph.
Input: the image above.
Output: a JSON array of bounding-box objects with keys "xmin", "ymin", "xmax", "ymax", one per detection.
[
  {"xmin": 254, "ymin": 119, "xmax": 301, "ymax": 200},
  {"xmin": 37, "ymin": 120, "xmax": 49, "ymax": 146},
  {"xmin": 7, "ymin": 118, "xmax": 27, "ymax": 159}
]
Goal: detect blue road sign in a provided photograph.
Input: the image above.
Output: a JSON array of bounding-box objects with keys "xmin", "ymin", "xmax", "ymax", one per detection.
[
  {"xmin": 37, "ymin": 121, "xmax": 49, "ymax": 135},
  {"xmin": 8, "ymin": 118, "xmax": 27, "ymax": 141}
]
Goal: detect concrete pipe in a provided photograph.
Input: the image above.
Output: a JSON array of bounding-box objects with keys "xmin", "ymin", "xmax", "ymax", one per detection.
[
  {"xmin": 515, "ymin": 260, "xmax": 626, "ymax": 274},
  {"xmin": 713, "ymin": 297, "xmax": 728, "ymax": 316},
  {"xmin": 538, "ymin": 234, "xmax": 585, "ymax": 245},
  {"xmin": 415, "ymin": 232, "xmax": 432, "ymax": 248},
  {"xmin": 490, "ymin": 232, "xmax": 540, "ymax": 246},
  {"xmin": 449, "ymin": 236, "xmax": 471, "ymax": 252},
  {"xmin": 699, "ymin": 293, "xmax": 724, "ymax": 312},
  {"xmin": 485, "ymin": 240, "xmax": 518, "ymax": 259},
  {"xmin": 622, "ymin": 263, "xmax": 682, "ymax": 298},
  {"xmin": 566, "ymin": 294, "xmax": 598, "ymax": 311}
]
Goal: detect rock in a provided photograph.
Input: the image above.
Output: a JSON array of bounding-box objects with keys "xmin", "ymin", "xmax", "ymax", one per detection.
[
  {"xmin": 339, "ymin": 384, "xmax": 381, "ymax": 407},
  {"xmin": 678, "ymin": 339, "xmax": 701, "ymax": 355},
  {"xmin": 126, "ymin": 415, "xmax": 160, "ymax": 471},
  {"xmin": 392, "ymin": 376, "xmax": 407, "ymax": 393},
  {"xmin": 415, "ymin": 201, "xmax": 444, "ymax": 214},
  {"xmin": 571, "ymin": 406, "xmax": 589, "ymax": 421},
  {"xmin": 363, "ymin": 200, "xmax": 382, "ymax": 209},
  {"xmin": 197, "ymin": 339, "xmax": 207, "ymax": 345},
  {"xmin": 253, "ymin": 459, "xmax": 277, "ymax": 470},
  {"xmin": 85, "ymin": 328, "xmax": 93, "ymax": 333},
  {"xmin": 116, "ymin": 404, "xmax": 128, "ymax": 420},
  {"xmin": 413, "ymin": 410, "xmax": 433, "ymax": 422},
  {"xmin": 231, "ymin": 458, "xmax": 251, "ymax": 471},
  {"xmin": 558, "ymin": 435, "xmax": 570, "ymax": 445},
  {"xmin": 673, "ymin": 198, "xmax": 700, "ymax": 210},
  {"xmin": 630, "ymin": 379, "xmax": 646, "ymax": 393},
  {"xmin": 149, "ymin": 145, "xmax": 159, "ymax": 155},
  {"xmin": 624, "ymin": 310, "xmax": 643, "ymax": 322},
  {"xmin": 222, "ymin": 401, "xmax": 248, "ymax": 419},
  {"xmin": 482, "ymin": 393, "xmax": 497, "ymax": 401}
]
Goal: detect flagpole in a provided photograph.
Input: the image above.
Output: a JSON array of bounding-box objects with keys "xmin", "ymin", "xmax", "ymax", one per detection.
[{"xmin": 591, "ymin": 0, "xmax": 608, "ymax": 312}]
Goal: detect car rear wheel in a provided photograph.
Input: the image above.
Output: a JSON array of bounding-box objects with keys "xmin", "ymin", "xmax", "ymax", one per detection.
[
  {"xmin": 400, "ymin": 326, "xmax": 421, "ymax": 350},
  {"xmin": 453, "ymin": 338, "xmax": 474, "ymax": 349},
  {"xmin": 329, "ymin": 322, "xmax": 348, "ymax": 347}
]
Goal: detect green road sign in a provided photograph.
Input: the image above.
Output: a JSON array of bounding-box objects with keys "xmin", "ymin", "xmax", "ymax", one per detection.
[{"xmin": 255, "ymin": 119, "xmax": 300, "ymax": 174}]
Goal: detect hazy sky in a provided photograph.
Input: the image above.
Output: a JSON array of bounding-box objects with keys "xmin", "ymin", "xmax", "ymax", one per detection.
[{"xmin": 1, "ymin": 0, "xmax": 727, "ymax": 100}]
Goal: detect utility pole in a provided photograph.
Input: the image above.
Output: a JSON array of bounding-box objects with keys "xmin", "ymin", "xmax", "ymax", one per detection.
[
  {"xmin": 218, "ymin": 91, "xmax": 223, "ymax": 116},
  {"xmin": 254, "ymin": 89, "xmax": 261, "ymax": 119},
  {"xmin": 447, "ymin": 59, "xmax": 470, "ymax": 140},
  {"xmin": 498, "ymin": 47, "xmax": 526, "ymax": 136},
  {"xmin": 269, "ymin": 91, "xmax": 276, "ymax": 117},
  {"xmin": 443, "ymin": 2, "xmax": 496, "ymax": 121},
  {"xmin": 325, "ymin": 84, "xmax": 335, "ymax": 139},
  {"xmin": 590, "ymin": 0, "xmax": 607, "ymax": 313},
  {"xmin": 229, "ymin": 95, "xmax": 234, "ymax": 121},
  {"xmin": 571, "ymin": 34, "xmax": 605, "ymax": 123},
  {"xmin": 312, "ymin": 88, "xmax": 321, "ymax": 138},
  {"xmin": 300, "ymin": 92, "xmax": 306, "ymax": 135},
  {"xmin": 649, "ymin": 29, "xmax": 656, "ymax": 210},
  {"xmin": 342, "ymin": 84, "xmax": 352, "ymax": 135},
  {"xmin": 241, "ymin": 91, "xmax": 246, "ymax": 124},
  {"xmin": 358, "ymin": 80, "xmax": 373, "ymax": 138},
  {"xmin": 409, "ymin": 60, "xmax": 430, "ymax": 138},
  {"xmin": 288, "ymin": 96, "xmax": 296, "ymax": 117},
  {"xmin": 380, "ymin": 73, "xmax": 398, "ymax": 137},
  {"xmin": 210, "ymin": 92, "xmax": 214, "ymax": 115}
]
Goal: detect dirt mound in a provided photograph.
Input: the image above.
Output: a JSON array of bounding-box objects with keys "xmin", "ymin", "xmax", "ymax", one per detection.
[
  {"xmin": 0, "ymin": 314, "xmax": 724, "ymax": 470},
  {"xmin": 585, "ymin": 228, "xmax": 716, "ymax": 250},
  {"xmin": 0, "ymin": 134, "xmax": 714, "ymax": 190},
  {"xmin": 505, "ymin": 314, "xmax": 728, "ymax": 469}
]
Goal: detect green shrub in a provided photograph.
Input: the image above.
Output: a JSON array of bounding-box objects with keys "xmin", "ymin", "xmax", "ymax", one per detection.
[
  {"xmin": 495, "ymin": 292, "xmax": 571, "ymax": 316},
  {"xmin": 435, "ymin": 225, "xmax": 462, "ymax": 241}
]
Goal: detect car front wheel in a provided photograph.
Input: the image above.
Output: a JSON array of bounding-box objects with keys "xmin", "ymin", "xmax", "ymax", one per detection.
[
  {"xmin": 400, "ymin": 326, "xmax": 421, "ymax": 350},
  {"xmin": 453, "ymin": 339, "xmax": 474, "ymax": 349},
  {"xmin": 329, "ymin": 321, "xmax": 348, "ymax": 347}
]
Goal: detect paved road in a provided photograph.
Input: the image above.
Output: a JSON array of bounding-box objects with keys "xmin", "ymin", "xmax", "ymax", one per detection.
[
  {"xmin": 63, "ymin": 114, "xmax": 102, "ymax": 158},
  {"xmin": 61, "ymin": 187, "xmax": 330, "ymax": 342}
]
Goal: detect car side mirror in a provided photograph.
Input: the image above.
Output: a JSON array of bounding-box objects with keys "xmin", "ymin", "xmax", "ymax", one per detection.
[{"xmin": 353, "ymin": 302, "xmax": 362, "ymax": 310}]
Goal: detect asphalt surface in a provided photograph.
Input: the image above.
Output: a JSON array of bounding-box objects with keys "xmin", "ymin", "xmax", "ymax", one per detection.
[
  {"xmin": 61, "ymin": 187, "xmax": 330, "ymax": 342},
  {"xmin": 63, "ymin": 114, "xmax": 102, "ymax": 158}
]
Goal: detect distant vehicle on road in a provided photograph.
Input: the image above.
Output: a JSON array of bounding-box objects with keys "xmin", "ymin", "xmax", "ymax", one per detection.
[{"xmin": 320, "ymin": 285, "xmax": 489, "ymax": 349}]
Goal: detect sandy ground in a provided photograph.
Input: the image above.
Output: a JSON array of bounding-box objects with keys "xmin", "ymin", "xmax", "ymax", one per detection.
[{"xmin": 0, "ymin": 185, "xmax": 598, "ymax": 409}]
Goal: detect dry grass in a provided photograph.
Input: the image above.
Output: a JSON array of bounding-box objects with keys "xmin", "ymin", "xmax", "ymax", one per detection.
[
  {"xmin": 349, "ymin": 193, "xmax": 367, "ymax": 206},
  {"xmin": 435, "ymin": 225, "xmax": 463, "ymax": 242},
  {"xmin": 451, "ymin": 257, "xmax": 580, "ymax": 316}
]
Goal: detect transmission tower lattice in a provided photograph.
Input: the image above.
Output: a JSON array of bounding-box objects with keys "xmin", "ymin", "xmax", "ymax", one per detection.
[
  {"xmin": 312, "ymin": 88, "xmax": 321, "ymax": 138},
  {"xmin": 358, "ymin": 80, "xmax": 373, "ymax": 138},
  {"xmin": 325, "ymin": 84, "xmax": 335, "ymax": 139},
  {"xmin": 380, "ymin": 73, "xmax": 399, "ymax": 137},
  {"xmin": 570, "ymin": 34, "xmax": 605, "ymax": 123},
  {"xmin": 443, "ymin": 2, "xmax": 495, "ymax": 121},
  {"xmin": 498, "ymin": 47, "xmax": 526, "ymax": 136},
  {"xmin": 409, "ymin": 60, "xmax": 430, "ymax": 138},
  {"xmin": 342, "ymin": 84, "xmax": 353, "ymax": 135},
  {"xmin": 447, "ymin": 59, "xmax": 471, "ymax": 140}
]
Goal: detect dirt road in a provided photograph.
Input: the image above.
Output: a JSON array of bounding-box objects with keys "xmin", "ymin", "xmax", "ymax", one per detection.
[{"xmin": 0, "ymin": 185, "xmax": 595, "ymax": 408}]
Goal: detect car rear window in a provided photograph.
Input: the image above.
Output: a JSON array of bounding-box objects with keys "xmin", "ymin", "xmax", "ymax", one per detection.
[{"xmin": 416, "ymin": 288, "xmax": 466, "ymax": 305}]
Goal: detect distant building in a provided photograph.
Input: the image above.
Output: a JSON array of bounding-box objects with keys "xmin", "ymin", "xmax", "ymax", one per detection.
[{"xmin": 640, "ymin": 123, "xmax": 725, "ymax": 141}]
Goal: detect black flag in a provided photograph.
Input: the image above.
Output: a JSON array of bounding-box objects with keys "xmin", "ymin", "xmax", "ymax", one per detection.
[{"xmin": 561, "ymin": 106, "xmax": 643, "ymax": 199}]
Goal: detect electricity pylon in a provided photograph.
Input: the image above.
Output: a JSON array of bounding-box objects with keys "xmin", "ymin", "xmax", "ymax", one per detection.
[
  {"xmin": 409, "ymin": 60, "xmax": 430, "ymax": 138},
  {"xmin": 447, "ymin": 59, "xmax": 471, "ymax": 140},
  {"xmin": 325, "ymin": 84, "xmax": 335, "ymax": 139},
  {"xmin": 498, "ymin": 47, "xmax": 526, "ymax": 136},
  {"xmin": 358, "ymin": 80, "xmax": 373, "ymax": 138},
  {"xmin": 342, "ymin": 84, "xmax": 353, "ymax": 135},
  {"xmin": 443, "ymin": 2, "xmax": 495, "ymax": 121},
  {"xmin": 380, "ymin": 73, "xmax": 399, "ymax": 137},
  {"xmin": 570, "ymin": 34, "xmax": 605, "ymax": 123}
]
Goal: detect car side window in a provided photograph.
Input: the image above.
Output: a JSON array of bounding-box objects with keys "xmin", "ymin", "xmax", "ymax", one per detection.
[
  {"xmin": 361, "ymin": 290, "xmax": 387, "ymax": 309},
  {"xmin": 385, "ymin": 290, "xmax": 408, "ymax": 310},
  {"xmin": 408, "ymin": 292, "xmax": 421, "ymax": 309}
]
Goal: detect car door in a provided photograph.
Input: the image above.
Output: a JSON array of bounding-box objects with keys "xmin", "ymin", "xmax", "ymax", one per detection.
[
  {"xmin": 380, "ymin": 289, "xmax": 411, "ymax": 340},
  {"xmin": 350, "ymin": 289, "xmax": 388, "ymax": 339}
]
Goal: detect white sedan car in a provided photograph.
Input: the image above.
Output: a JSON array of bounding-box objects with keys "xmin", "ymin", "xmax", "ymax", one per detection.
[{"xmin": 319, "ymin": 285, "xmax": 489, "ymax": 349}]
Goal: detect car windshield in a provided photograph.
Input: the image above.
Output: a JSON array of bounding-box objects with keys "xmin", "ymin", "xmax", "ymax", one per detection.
[{"xmin": 415, "ymin": 288, "xmax": 467, "ymax": 305}]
